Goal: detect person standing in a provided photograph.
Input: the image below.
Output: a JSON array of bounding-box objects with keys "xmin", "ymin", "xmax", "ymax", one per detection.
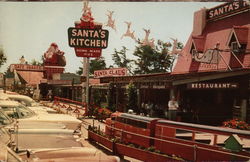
[
  {"xmin": 47, "ymin": 90, "xmax": 53, "ymax": 102},
  {"xmin": 168, "ymin": 96, "xmax": 179, "ymax": 121}
]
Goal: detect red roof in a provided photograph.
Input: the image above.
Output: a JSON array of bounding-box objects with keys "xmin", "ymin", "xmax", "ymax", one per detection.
[
  {"xmin": 17, "ymin": 71, "xmax": 44, "ymax": 86},
  {"xmin": 233, "ymin": 26, "xmax": 249, "ymax": 44},
  {"xmin": 173, "ymin": 8, "xmax": 250, "ymax": 74},
  {"xmin": 192, "ymin": 36, "xmax": 205, "ymax": 52}
]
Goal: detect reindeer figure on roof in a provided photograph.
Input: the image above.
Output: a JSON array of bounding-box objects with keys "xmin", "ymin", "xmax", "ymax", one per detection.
[
  {"xmin": 121, "ymin": 21, "xmax": 136, "ymax": 40},
  {"xmin": 141, "ymin": 28, "xmax": 155, "ymax": 48},
  {"xmin": 105, "ymin": 10, "xmax": 116, "ymax": 31},
  {"xmin": 168, "ymin": 38, "xmax": 182, "ymax": 72},
  {"xmin": 169, "ymin": 38, "xmax": 182, "ymax": 56}
]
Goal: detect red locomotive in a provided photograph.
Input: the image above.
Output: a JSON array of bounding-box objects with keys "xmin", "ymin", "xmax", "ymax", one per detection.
[{"xmin": 105, "ymin": 112, "xmax": 250, "ymax": 161}]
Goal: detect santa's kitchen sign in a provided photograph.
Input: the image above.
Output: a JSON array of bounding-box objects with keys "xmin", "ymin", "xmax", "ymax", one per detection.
[
  {"xmin": 68, "ymin": 28, "xmax": 109, "ymax": 57},
  {"xmin": 68, "ymin": 2, "xmax": 109, "ymax": 58}
]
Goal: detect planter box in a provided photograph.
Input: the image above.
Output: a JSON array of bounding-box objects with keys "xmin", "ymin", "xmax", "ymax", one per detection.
[
  {"xmin": 115, "ymin": 143, "xmax": 174, "ymax": 162},
  {"xmin": 88, "ymin": 131, "xmax": 113, "ymax": 150},
  {"xmin": 88, "ymin": 130, "xmax": 179, "ymax": 162}
]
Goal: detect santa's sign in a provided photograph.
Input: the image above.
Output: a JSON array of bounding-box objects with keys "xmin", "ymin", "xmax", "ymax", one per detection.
[
  {"xmin": 68, "ymin": 2, "xmax": 109, "ymax": 57},
  {"xmin": 94, "ymin": 68, "xmax": 127, "ymax": 78},
  {"xmin": 68, "ymin": 28, "xmax": 108, "ymax": 48}
]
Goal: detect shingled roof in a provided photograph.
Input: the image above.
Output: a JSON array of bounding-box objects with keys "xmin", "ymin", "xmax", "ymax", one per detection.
[{"xmin": 173, "ymin": 2, "xmax": 250, "ymax": 74}]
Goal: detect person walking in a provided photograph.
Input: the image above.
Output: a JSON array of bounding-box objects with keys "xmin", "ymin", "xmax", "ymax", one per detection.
[{"xmin": 168, "ymin": 96, "xmax": 179, "ymax": 121}]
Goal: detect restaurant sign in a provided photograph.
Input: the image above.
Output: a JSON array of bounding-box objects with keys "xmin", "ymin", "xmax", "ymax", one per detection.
[
  {"xmin": 68, "ymin": 28, "xmax": 109, "ymax": 48},
  {"xmin": 47, "ymin": 80, "xmax": 72, "ymax": 85},
  {"xmin": 94, "ymin": 68, "xmax": 127, "ymax": 78},
  {"xmin": 68, "ymin": 28, "xmax": 109, "ymax": 57},
  {"xmin": 207, "ymin": 1, "xmax": 250, "ymax": 20},
  {"xmin": 187, "ymin": 83, "xmax": 239, "ymax": 89},
  {"xmin": 10, "ymin": 64, "xmax": 44, "ymax": 72}
]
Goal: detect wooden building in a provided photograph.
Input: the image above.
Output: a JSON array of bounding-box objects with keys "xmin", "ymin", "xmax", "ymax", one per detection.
[
  {"xmin": 101, "ymin": 2, "xmax": 250, "ymax": 125},
  {"xmin": 172, "ymin": 1, "xmax": 250, "ymax": 124}
]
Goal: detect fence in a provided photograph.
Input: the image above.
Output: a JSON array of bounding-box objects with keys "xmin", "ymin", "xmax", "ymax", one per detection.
[
  {"xmin": 89, "ymin": 122, "xmax": 250, "ymax": 161},
  {"xmin": 51, "ymin": 96, "xmax": 87, "ymax": 117}
]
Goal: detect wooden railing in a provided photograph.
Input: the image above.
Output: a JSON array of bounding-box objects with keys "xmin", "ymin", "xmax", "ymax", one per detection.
[
  {"xmin": 51, "ymin": 96, "xmax": 87, "ymax": 117},
  {"xmin": 102, "ymin": 120, "xmax": 250, "ymax": 161}
]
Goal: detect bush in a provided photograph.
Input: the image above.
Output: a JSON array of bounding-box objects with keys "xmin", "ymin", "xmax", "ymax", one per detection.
[{"xmin": 147, "ymin": 146, "xmax": 156, "ymax": 152}]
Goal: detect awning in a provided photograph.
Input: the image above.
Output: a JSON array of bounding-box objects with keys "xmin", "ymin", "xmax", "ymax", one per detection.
[
  {"xmin": 17, "ymin": 71, "xmax": 44, "ymax": 86},
  {"xmin": 102, "ymin": 69, "xmax": 250, "ymax": 88},
  {"xmin": 172, "ymin": 69, "xmax": 250, "ymax": 85}
]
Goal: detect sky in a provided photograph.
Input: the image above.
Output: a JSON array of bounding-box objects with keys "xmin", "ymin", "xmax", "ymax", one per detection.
[{"xmin": 0, "ymin": 1, "xmax": 222, "ymax": 74}]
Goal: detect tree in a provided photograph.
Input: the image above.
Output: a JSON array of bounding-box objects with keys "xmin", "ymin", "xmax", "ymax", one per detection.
[
  {"xmin": 4, "ymin": 66, "xmax": 14, "ymax": 78},
  {"xmin": 126, "ymin": 82, "xmax": 138, "ymax": 113},
  {"xmin": 76, "ymin": 57, "xmax": 106, "ymax": 75},
  {"xmin": 132, "ymin": 40, "xmax": 183, "ymax": 74},
  {"xmin": 30, "ymin": 57, "xmax": 43, "ymax": 66},
  {"xmin": 76, "ymin": 67, "xmax": 83, "ymax": 76},
  {"xmin": 112, "ymin": 46, "xmax": 133, "ymax": 74},
  {"xmin": 0, "ymin": 48, "xmax": 7, "ymax": 68},
  {"xmin": 89, "ymin": 57, "xmax": 106, "ymax": 75}
]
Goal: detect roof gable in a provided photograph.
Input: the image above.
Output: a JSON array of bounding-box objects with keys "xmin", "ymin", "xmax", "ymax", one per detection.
[
  {"xmin": 234, "ymin": 26, "xmax": 249, "ymax": 44},
  {"xmin": 227, "ymin": 26, "xmax": 249, "ymax": 47},
  {"xmin": 191, "ymin": 36, "xmax": 205, "ymax": 52}
]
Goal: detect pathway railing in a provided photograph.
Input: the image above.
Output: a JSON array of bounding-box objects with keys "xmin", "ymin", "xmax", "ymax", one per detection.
[
  {"xmin": 51, "ymin": 96, "xmax": 87, "ymax": 117},
  {"xmin": 89, "ymin": 124, "xmax": 250, "ymax": 161},
  {"xmin": 48, "ymin": 96, "xmax": 111, "ymax": 120}
]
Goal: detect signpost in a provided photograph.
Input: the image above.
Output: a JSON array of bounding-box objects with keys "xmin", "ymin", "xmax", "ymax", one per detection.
[{"xmin": 68, "ymin": 1, "xmax": 109, "ymax": 115}]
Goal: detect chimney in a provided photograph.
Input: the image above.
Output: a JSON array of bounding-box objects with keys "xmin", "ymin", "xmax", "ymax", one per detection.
[{"xmin": 193, "ymin": 7, "xmax": 207, "ymax": 36}]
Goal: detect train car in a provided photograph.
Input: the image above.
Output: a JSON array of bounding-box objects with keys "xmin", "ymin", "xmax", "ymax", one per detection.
[
  {"xmin": 105, "ymin": 112, "xmax": 159, "ymax": 147},
  {"xmin": 155, "ymin": 119, "xmax": 250, "ymax": 161}
]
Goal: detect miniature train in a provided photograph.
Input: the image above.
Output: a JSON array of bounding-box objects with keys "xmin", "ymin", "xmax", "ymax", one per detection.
[{"xmin": 105, "ymin": 112, "xmax": 250, "ymax": 161}]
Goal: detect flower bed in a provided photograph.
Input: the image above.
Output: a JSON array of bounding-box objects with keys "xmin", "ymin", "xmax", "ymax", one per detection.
[
  {"xmin": 222, "ymin": 118, "xmax": 250, "ymax": 130},
  {"xmin": 88, "ymin": 105, "xmax": 112, "ymax": 121}
]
